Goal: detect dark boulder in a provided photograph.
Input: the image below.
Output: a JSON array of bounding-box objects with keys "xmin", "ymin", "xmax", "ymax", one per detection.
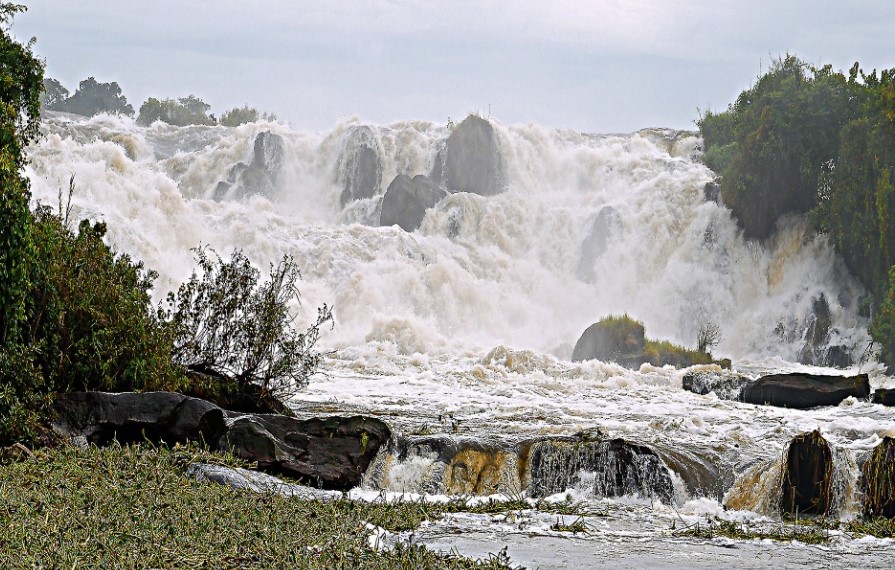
[
  {"xmin": 213, "ymin": 130, "xmax": 285, "ymax": 200},
  {"xmin": 741, "ymin": 373, "xmax": 870, "ymax": 409},
  {"xmin": 703, "ymin": 179, "xmax": 721, "ymax": 203},
  {"xmin": 872, "ymin": 388, "xmax": 895, "ymax": 406},
  {"xmin": 52, "ymin": 391, "xmax": 390, "ymax": 491},
  {"xmin": 379, "ymin": 174, "xmax": 447, "ymax": 231},
  {"xmin": 781, "ymin": 430, "xmax": 834, "ymax": 516},
  {"xmin": 222, "ymin": 413, "xmax": 390, "ymax": 490},
  {"xmin": 338, "ymin": 125, "xmax": 382, "ymax": 206},
  {"xmin": 522, "ymin": 435, "xmax": 674, "ymax": 503},
  {"xmin": 571, "ymin": 317, "xmax": 645, "ymax": 367},
  {"xmin": 862, "ymin": 436, "xmax": 895, "ymax": 518},
  {"xmin": 577, "ymin": 206, "xmax": 622, "ymax": 282},
  {"xmin": 53, "ymin": 391, "xmax": 226, "ymax": 446},
  {"xmin": 431, "ymin": 114, "xmax": 502, "ymax": 196},
  {"xmin": 797, "ymin": 294, "xmax": 852, "ymax": 368}
]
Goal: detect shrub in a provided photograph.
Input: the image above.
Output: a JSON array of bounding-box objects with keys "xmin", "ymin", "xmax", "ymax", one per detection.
[
  {"xmin": 162, "ymin": 248, "xmax": 332, "ymax": 408},
  {"xmin": 220, "ymin": 104, "xmax": 276, "ymax": 127},
  {"xmin": 51, "ymin": 76, "xmax": 134, "ymax": 117},
  {"xmin": 25, "ymin": 202, "xmax": 183, "ymax": 394},
  {"xmin": 0, "ymin": 344, "xmax": 49, "ymax": 446},
  {"xmin": 870, "ymin": 266, "xmax": 895, "ymax": 371}
]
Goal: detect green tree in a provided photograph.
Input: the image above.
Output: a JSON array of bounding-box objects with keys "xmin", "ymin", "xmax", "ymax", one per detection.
[
  {"xmin": 39, "ymin": 76, "xmax": 68, "ymax": 109},
  {"xmin": 137, "ymin": 95, "xmax": 216, "ymax": 126},
  {"xmin": 0, "ymin": 2, "xmax": 43, "ymax": 346},
  {"xmin": 54, "ymin": 76, "xmax": 134, "ymax": 117},
  {"xmin": 220, "ymin": 104, "xmax": 276, "ymax": 127},
  {"xmin": 871, "ymin": 267, "xmax": 895, "ymax": 372}
]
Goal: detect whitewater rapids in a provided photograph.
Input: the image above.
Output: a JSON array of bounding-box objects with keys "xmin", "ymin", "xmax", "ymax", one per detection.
[{"xmin": 26, "ymin": 112, "xmax": 895, "ymax": 568}]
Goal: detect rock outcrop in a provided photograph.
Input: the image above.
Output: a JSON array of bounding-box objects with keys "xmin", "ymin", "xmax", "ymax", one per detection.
[
  {"xmin": 338, "ymin": 125, "xmax": 382, "ymax": 206},
  {"xmin": 52, "ymin": 391, "xmax": 389, "ymax": 490},
  {"xmin": 431, "ymin": 114, "xmax": 502, "ymax": 196},
  {"xmin": 781, "ymin": 430, "xmax": 834, "ymax": 516},
  {"xmin": 862, "ymin": 436, "xmax": 895, "ymax": 518},
  {"xmin": 682, "ymin": 370, "xmax": 752, "ymax": 400},
  {"xmin": 797, "ymin": 294, "xmax": 853, "ymax": 368},
  {"xmin": 379, "ymin": 174, "xmax": 447, "ymax": 231},
  {"xmin": 740, "ymin": 372, "xmax": 869, "ymax": 409},
  {"xmin": 213, "ymin": 130, "xmax": 285, "ymax": 200},
  {"xmin": 572, "ymin": 317, "xmax": 646, "ymax": 367},
  {"xmin": 872, "ymin": 388, "xmax": 895, "ymax": 406},
  {"xmin": 522, "ymin": 435, "xmax": 675, "ymax": 503}
]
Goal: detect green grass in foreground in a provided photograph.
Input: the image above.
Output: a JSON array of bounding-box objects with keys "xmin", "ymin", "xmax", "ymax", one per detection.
[{"xmin": 0, "ymin": 444, "xmax": 521, "ymax": 569}]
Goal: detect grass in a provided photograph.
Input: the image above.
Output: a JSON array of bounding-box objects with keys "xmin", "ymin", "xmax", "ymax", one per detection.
[
  {"xmin": 550, "ymin": 516, "xmax": 590, "ymax": 534},
  {"xmin": 0, "ymin": 443, "xmax": 523, "ymax": 569},
  {"xmin": 675, "ymin": 516, "xmax": 895, "ymax": 545}
]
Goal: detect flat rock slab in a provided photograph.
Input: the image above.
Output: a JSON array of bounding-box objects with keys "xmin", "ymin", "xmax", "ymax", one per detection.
[
  {"xmin": 741, "ymin": 373, "xmax": 870, "ymax": 409},
  {"xmin": 187, "ymin": 462, "xmax": 340, "ymax": 500}
]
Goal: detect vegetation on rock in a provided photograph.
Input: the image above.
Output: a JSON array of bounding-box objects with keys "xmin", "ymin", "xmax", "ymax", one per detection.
[
  {"xmin": 137, "ymin": 94, "xmax": 217, "ymax": 126},
  {"xmin": 46, "ymin": 76, "xmax": 134, "ymax": 117},
  {"xmin": 698, "ymin": 55, "xmax": 895, "ymax": 369}
]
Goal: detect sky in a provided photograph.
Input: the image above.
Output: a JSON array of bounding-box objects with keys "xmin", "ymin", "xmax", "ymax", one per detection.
[{"xmin": 12, "ymin": 0, "xmax": 895, "ymax": 134}]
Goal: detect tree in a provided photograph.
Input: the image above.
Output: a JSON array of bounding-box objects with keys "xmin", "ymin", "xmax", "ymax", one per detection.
[
  {"xmin": 54, "ymin": 76, "xmax": 134, "ymax": 117},
  {"xmin": 0, "ymin": 2, "xmax": 43, "ymax": 346},
  {"xmin": 220, "ymin": 104, "xmax": 276, "ymax": 127},
  {"xmin": 39, "ymin": 77, "xmax": 68, "ymax": 109},
  {"xmin": 871, "ymin": 267, "xmax": 895, "ymax": 372},
  {"xmin": 137, "ymin": 95, "xmax": 216, "ymax": 126},
  {"xmin": 162, "ymin": 248, "xmax": 332, "ymax": 408}
]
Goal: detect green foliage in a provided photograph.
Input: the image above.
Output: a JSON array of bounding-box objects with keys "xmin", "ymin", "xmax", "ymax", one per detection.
[
  {"xmin": 698, "ymin": 55, "xmax": 857, "ymax": 239},
  {"xmin": 39, "ymin": 76, "xmax": 68, "ymax": 109},
  {"xmin": 0, "ymin": 444, "xmax": 519, "ymax": 569},
  {"xmin": 163, "ymin": 248, "xmax": 332, "ymax": 405},
  {"xmin": 0, "ymin": 3, "xmax": 42, "ymax": 346},
  {"xmin": 220, "ymin": 104, "xmax": 276, "ymax": 127},
  {"xmin": 0, "ymin": 344, "xmax": 48, "ymax": 446},
  {"xmin": 137, "ymin": 94, "xmax": 217, "ymax": 126},
  {"xmin": 699, "ymin": 56, "xmax": 895, "ymax": 368},
  {"xmin": 870, "ymin": 267, "xmax": 895, "ymax": 369},
  {"xmin": 52, "ymin": 76, "xmax": 134, "ymax": 117},
  {"xmin": 23, "ymin": 204, "xmax": 183, "ymax": 395}
]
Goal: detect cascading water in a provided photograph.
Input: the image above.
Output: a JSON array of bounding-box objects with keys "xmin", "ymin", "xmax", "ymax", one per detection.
[{"xmin": 26, "ymin": 111, "xmax": 895, "ymax": 567}]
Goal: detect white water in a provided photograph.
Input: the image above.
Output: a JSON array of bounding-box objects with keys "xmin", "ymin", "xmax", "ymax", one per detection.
[{"xmin": 26, "ymin": 112, "xmax": 895, "ymax": 568}]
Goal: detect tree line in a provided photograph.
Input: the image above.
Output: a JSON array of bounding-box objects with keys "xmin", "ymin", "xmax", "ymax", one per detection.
[
  {"xmin": 699, "ymin": 55, "xmax": 895, "ymax": 369},
  {"xmin": 41, "ymin": 76, "xmax": 276, "ymax": 127}
]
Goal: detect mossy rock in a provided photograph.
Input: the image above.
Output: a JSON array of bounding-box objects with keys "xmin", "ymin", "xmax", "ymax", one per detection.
[
  {"xmin": 781, "ymin": 430, "xmax": 834, "ymax": 516},
  {"xmin": 863, "ymin": 436, "xmax": 895, "ymax": 518}
]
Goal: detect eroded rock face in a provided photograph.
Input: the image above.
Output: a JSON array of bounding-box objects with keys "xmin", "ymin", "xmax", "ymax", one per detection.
[
  {"xmin": 379, "ymin": 174, "xmax": 447, "ymax": 231},
  {"xmin": 431, "ymin": 115, "xmax": 502, "ymax": 196},
  {"xmin": 338, "ymin": 125, "xmax": 382, "ymax": 206},
  {"xmin": 213, "ymin": 130, "xmax": 285, "ymax": 200},
  {"xmin": 682, "ymin": 371, "xmax": 752, "ymax": 400},
  {"xmin": 741, "ymin": 373, "xmax": 869, "ymax": 409}
]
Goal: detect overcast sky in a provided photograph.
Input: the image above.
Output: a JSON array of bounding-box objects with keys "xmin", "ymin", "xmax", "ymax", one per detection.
[{"xmin": 12, "ymin": 1, "xmax": 895, "ymax": 133}]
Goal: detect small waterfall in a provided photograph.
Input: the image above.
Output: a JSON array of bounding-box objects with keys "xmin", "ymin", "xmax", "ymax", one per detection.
[{"xmin": 524, "ymin": 437, "xmax": 675, "ymax": 503}]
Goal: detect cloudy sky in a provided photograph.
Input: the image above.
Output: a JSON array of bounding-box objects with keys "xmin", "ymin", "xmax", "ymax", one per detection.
[{"xmin": 13, "ymin": 1, "xmax": 895, "ymax": 133}]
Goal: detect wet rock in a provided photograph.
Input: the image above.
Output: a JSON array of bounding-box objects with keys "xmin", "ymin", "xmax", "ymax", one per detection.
[
  {"xmin": 682, "ymin": 371, "xmax": 751, "ymax": 400},
  {"xmin": 741, "ymin": 373, "xmax": 870, "ymax": 409},
  {"xmin": 781, "ymin": 430, "xmax": 834, "ymax": 516},
  {"xmin": 0, "ymin": 443, "xmax": 33, "ymax": 464},
  {"xmin": 703, "ymin": 179, "xmax": 721, "ymax": 203},
  {"xmin": 214, "ymin": 131, "xmax": 284, "ymax": 200},
  {"xmin": 223, "ymin": 413, "xmax": 390, "ymax": 490},
  {"xmin": 52, "ymin": 391, "xmax": 226, "ymax": 446},
  {"xmin": 338, "ymin": 125, "xmax": 382, "ymax": 206},
  {"xmin": 571, "ymin": 317, "xmax": 645, "ymax": 367},
  {"xmin": 379, "ymin": 174, "xmax": 447, "ymax": 231},
  {"xmin": 862, "ymin": 436, "xmax": 895, "ymax": 518},
  {"xmin": 797, "ymin": 294, "xmax": 852, "ymax": 367},
  {"xmin": 431, "ymin": 114, "xmax": 502, "ymax": 196},
  {"xmin": 872, "ymin": 389, "xmax": 895, "ymax": 406},
  {"xmin": 577, "ymin": 206, "xmax": 622, "ymax": 282},
  {"xmin": 522, "ymin": 435, "xmax": 674, "ymax": 503},
  {"xmin": 187, "ymin": 462, "xmax": 340, "ymax": 500}
]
